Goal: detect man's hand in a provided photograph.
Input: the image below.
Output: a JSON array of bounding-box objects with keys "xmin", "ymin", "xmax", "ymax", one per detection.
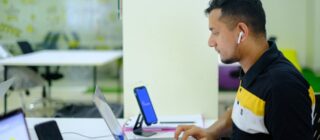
[
  {"xmin": 174, "ymin": 125, "xmax": 209, "ymax": 140},
  {"xmin": 174, "ymin": 107, "xmax": 233, "ymax": 140}
]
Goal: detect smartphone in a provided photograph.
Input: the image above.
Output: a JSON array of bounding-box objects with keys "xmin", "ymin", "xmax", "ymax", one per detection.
[
  {"xmin": 34, "ymin": 120, "xmax": 63, "ymax": 140},
  {"xmin": 134, "ymin": 86, "xmax": 158, "ymax": 126}
]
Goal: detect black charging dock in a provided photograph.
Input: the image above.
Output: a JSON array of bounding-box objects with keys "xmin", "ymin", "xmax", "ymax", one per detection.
[{"xmin": 133, "ymin": 114, "xmax": 157, "ymax": 137}]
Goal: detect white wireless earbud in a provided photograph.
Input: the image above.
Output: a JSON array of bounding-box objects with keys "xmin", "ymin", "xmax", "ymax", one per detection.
[{"xmin": 237, "ymin": 31, "xmax": 244, "ymax": 44}]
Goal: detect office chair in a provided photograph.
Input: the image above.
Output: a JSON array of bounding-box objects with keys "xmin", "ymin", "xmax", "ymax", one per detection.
[
  {"xmin": 38, "ymin": 32, "xmax": 60, "ymax": 50},
  {"xmin": 0, "ymin": 45, "xmax": 46, "ymax": 111},
  {"xmin": 62, "ymin": 31, "xmax": 80, "ymax": 49},
  {"xmin": 17, "ymin": 41, "xmax": 64, "ymax": 98},
  {"xmin": 36, "ymin": 32, "xmax": 53, "ymax": 50},
  {"xmin": 47, "ymin": 32, "xmax": 60, "ymax": 50}
]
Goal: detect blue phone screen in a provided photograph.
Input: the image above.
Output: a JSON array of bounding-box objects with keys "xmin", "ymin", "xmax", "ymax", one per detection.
[{"xmin": 134, "ymin": 86, "xmax": 158, "ymax": 125}]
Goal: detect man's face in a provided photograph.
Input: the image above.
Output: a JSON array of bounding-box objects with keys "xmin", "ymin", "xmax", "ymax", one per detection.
[{"xmin": 208, "ymin": 9, "xmax": 240, "ymax": 64}]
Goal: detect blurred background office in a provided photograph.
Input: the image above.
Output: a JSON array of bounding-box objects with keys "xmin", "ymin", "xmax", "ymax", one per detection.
[{"xmin": 0, "ymin": 0, "xmax": 123, "ymax": 117}]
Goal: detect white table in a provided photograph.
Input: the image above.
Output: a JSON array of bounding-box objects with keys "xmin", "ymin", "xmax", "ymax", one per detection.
[
  {"xmin": 26, "ymin": 118, "xmax": 215, "ymax": 140},
  {"xmin": 0, "ymin": 50, "xmax": 123, "ymax": 113},
  {"xmin": 0, "ymin": 50, "xmax": 122, "ymax": 66}
]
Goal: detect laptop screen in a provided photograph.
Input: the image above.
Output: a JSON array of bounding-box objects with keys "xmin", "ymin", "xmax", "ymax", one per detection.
[
  {"xmin": 0, "ymin": 109, "xmax": 30, "ymax": 140},
  {"xmin": 93, "ymin": 86, "xmax": 127, "ymax": 140}
]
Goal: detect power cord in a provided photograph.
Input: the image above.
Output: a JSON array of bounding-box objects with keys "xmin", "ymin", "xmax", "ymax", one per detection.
[{"xmin": 62, "ymin": 131, "xmax": 113, "ymax": 139}]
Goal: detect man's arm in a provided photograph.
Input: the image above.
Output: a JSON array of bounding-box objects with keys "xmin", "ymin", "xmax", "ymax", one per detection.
[
  {"xmin": 174, "ymin": 107, "xmax": 233, "ymax": 140},
  {"xmin": 206, "ymin": 107, "xmax": 233, "ymax": 139}
]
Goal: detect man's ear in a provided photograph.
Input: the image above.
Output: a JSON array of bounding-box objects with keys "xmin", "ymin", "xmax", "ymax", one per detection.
[{"xmin": 237, "ymin": 22, "xmax": 249, "ymax": 43}]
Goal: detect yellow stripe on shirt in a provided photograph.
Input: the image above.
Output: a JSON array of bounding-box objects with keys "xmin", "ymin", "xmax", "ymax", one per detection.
[
  {"xmin": 236, "ymin": 86, "xmax": 265, "ymax": 116},
  {"xmin": 309, "ymin": 86, "xmax": 316, "ymax": 105}
]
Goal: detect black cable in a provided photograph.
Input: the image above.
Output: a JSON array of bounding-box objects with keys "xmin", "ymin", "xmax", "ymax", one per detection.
[{"xmin": 62, "ymin": 131, "xmax": 113, "ymax": 139}]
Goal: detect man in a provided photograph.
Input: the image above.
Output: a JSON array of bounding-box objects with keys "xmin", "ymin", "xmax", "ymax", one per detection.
[{"xmin": 174, "ymin": 0, "xmax": 316, "ymax": 139}]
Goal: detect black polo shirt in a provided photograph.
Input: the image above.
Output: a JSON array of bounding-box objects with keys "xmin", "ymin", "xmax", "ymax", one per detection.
[{"xmin": 231, "ymin": 41, "xmax": 315, "ymax": 140}]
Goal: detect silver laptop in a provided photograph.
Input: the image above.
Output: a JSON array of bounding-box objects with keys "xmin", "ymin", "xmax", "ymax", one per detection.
[
  {"xmin": 0, "ymin": 78, "xmax": 15, "ymax": 97},
  {"xmin": 93, "ymin": 86, "xmax": 127, "ymax": 140}
]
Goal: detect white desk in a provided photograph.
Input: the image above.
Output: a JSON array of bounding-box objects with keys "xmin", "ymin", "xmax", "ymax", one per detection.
[
  {"xmin": 0, "ymin": 50, "xmax": 122, "ymax": 66},
  {"xmin": 0, "ymin": 50, "xmax": 123, "ymax": 113},
  {"xmin": 26, "ymin": 118, "xmax": 215, "ymax": 140}
]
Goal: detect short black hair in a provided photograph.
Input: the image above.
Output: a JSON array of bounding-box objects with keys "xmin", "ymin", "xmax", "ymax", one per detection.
[{"xmin": 205, "ymin": 0, "xmax": 266, "ymax": 37}]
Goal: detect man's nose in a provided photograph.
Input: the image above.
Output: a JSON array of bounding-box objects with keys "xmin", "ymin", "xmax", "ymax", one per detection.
[{"xmin": 208, "ymin": 36, "xmax": 217, "ymax": 48}]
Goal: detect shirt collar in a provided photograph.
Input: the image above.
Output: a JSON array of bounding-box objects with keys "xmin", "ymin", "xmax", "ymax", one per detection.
[{"xmin": 240, "ymin": 41, "xmax": 281, "ymax": 87}]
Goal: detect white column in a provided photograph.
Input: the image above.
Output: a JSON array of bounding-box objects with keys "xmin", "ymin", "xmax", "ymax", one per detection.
[{"xmin": 123, "ymin": 0, "xmax": 218, "ymax": 119}]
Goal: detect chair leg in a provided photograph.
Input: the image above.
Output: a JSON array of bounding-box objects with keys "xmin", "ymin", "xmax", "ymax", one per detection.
[
  {"xmin": 25, "ymin": 90, "xmax": 30, "ymax": 96},
  {"xmin": 42, "ymin": 86, "xmax": 46, "ymax": 98},
  {"xmin": 41, "ymin": 86, "xmax": 47, "ymax": 107},
  {"xmin": 19, "ymin": 91, "xmax": 28, "ymax": 110}
]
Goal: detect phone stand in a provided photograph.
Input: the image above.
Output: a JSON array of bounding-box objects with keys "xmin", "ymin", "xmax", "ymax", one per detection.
[{"xmin": 133, "ymin": 114, "xmax": 157, "ymax": 137}]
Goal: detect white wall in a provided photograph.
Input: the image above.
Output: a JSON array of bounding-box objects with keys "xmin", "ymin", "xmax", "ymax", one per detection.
[
  {"xmin": 262, "ymin": 0, "xmax": 307, "ymax": 66},
  {"xmin": 306, "ymin": 0, "xmax": 315, "ymax": 70},
  {"xmin": 314, "ymin": 0, "xmax": 320, "ymax": 71},
  {"xmin": 262, "ymin": 0, "xmax": 320, "ymax": 72},
  {"xmin": 123, "ymin": 0, "xmax": 218, "ymax": 119}
]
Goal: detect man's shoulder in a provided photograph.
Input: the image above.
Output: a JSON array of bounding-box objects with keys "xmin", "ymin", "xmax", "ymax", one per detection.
[
  {"xmin": 263, "ymin": 60, "xmax": 309, "ymax": 90},
  {"xmin": 267, "ymin": 58, "xmax": 303, "ymax": 80}
]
